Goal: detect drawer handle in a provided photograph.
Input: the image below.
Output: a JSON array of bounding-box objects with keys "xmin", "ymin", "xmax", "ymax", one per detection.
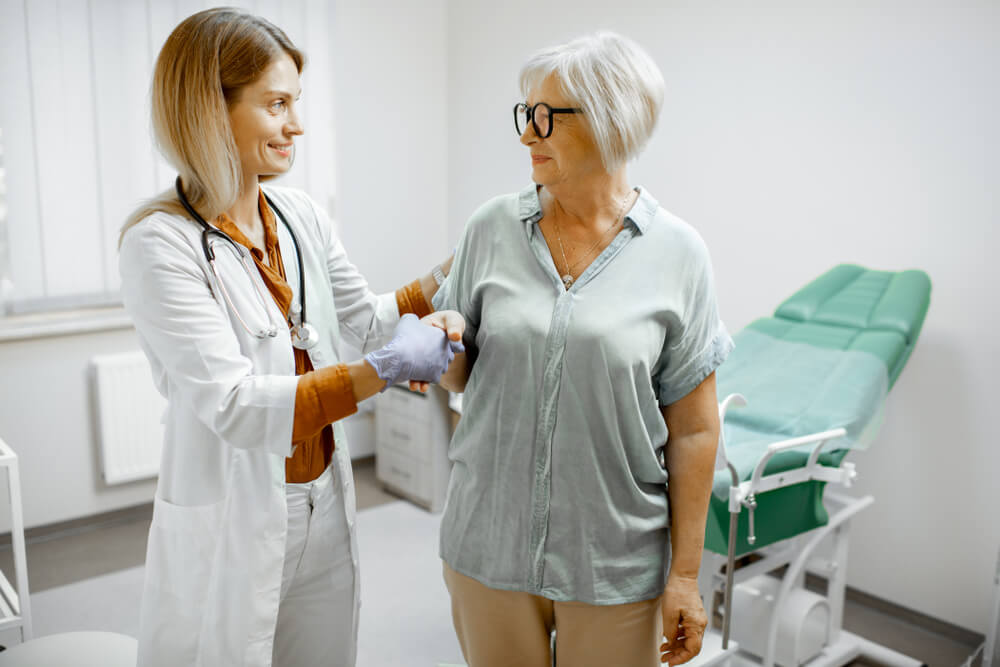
[
  {"xmin": 390, "ymin": 465, "xmax": 412, "ymax": 480},
  {"xmin": 389, "ymin": 428, "xmax": 411, "ymax": 441}
]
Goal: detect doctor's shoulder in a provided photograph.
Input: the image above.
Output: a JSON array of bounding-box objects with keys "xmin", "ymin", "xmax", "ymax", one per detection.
[{"xmin": 118, "ymin": 209, "xmax": 206, "ymax": 275}]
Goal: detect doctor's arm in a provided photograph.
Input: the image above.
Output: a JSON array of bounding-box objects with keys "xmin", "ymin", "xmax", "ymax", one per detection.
[
  {"xmin": 292, "ymin": 312, "xmax": 464, "ymax": 442},
  {"xmin": 398, "ymin": 255, "xmax": 454, "ymax": 317},
  {"xmin": 318, "ymin": 194, "xmax": 454, "ymax": 352},
  {"xmin": 659, "ymin": 372, "xmax": 719, "ymax": 665}
]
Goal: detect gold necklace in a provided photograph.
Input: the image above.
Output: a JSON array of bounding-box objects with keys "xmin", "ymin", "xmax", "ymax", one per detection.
[{"xmin": 553, "ymin": 189, "xmax": 632, "ymax": 290}]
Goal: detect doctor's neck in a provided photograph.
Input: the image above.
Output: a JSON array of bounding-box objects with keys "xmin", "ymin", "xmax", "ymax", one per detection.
[{"xmin": 224, "ymin": 178, "xmax": 266, "ymax": 240}]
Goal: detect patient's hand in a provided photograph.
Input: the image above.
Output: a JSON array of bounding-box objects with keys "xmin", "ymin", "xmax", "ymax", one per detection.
[
  {"xmin": 408, "ymin": 310, "xmax": 465, "ymax": 393},
  {"xmin": 659, "ymin": 574, "xmax": 707, "ymax": 665}
]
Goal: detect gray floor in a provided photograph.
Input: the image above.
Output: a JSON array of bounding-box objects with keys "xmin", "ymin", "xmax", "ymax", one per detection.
[
  {"xmin": 0, "ymin": 457, "xmax": 982, "ymax": 665},
  {"xmin": 0, "ymin": 457, "xmax": 398, "ymax": 594},
  {"xmin": 840, "ymin": 599, "xmax": 976, "ymax": 666},
  {"xmin": 3, "ymin": 499, "xmax": 465, "ymax": 666}
]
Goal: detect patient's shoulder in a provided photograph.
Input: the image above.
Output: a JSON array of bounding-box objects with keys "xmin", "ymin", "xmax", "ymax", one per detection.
[
  {"xmin": 638, "ymin": 207, "xmax": 719, "ymax": 288},
  {"xmin": 462, "ymin": 191, "xmax": 524, "ymax": 238},
  {"xmin": 649, "ymin": 207, "xmax": 710, "ymax": 253}
]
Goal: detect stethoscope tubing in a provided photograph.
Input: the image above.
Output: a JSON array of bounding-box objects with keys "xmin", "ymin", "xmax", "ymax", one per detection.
[
  {"xmin": 208, "ymin": 239, "xmax": 279, "ymax": 338},
  {"xmin": 174, "ymin": 176, "xmax": 311, "ymax": 346}
]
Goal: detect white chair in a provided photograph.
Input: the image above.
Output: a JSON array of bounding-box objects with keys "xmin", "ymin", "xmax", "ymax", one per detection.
[{"xmin": 0, "ymin": 631, "xmax": 137, "ymax": 666}]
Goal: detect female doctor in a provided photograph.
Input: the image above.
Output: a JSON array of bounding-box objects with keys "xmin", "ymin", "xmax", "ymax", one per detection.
[{"xmin": 118, "ymin": 8, "xmax": 462, "ymax": 667}]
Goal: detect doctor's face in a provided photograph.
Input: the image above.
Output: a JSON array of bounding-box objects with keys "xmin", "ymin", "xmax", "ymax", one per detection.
[{"xmin": 228, "ymin": 53, "xmax": 304, "ymax": 183}]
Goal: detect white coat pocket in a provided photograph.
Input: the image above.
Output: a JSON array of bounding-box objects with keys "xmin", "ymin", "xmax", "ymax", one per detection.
[{"xmin": 138, "ymin": 495, "xmax": 225, "ymax": 667}]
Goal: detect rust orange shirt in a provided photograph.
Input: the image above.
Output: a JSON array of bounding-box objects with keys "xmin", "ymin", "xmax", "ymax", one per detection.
[{"xmin": 215, "ymin": 189, "xmax": 432, "ymax": 483}]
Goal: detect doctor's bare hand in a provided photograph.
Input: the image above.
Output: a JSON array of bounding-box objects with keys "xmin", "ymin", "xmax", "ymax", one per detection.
[
  {"xmin": 365, "ymin": 313, "xmax": 464, "ymax": 390},
  {"xmin": 660, "ymin": 574, "xmax": 707, "ymax": 665}
]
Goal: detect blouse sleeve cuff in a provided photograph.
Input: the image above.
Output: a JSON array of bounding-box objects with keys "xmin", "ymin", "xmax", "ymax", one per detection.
[
  {"xmin": 293, "ymin": 363, "xmax": 359, "ymax": 442},
  {"xmin": 658, "ymin": 329, "xmax": 735, "ymax": 407},
  {"xmin": 395, "ymin": 279, "xmax": 433, "ymax": 319}
]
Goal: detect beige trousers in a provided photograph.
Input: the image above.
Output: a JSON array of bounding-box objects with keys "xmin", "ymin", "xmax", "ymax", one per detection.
[{"xmin": 443, "ymin": 562, "xmax": 663, "ymax": 667}]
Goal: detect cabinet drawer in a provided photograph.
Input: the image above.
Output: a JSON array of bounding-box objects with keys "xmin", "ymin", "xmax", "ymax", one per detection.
[
  {"xmin": 379, "ymin": 386, "xmax": 431, "ymax": 424},
  {"xmin": 376, "ymin": 449, "xmax": 430, "ymax": 501},
  {"xmin": 376, "ymin": 411, "xmax": 432, "ymax": 463}
]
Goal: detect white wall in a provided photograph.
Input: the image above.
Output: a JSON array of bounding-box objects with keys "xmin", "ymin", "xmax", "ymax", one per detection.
[
  {"xmin": 331, "ymin": 0, "xmax": 450, "ymax": 452},
  {"xmin": 333, "ymin": 0, "xmax": 450, "ymax": 291},
  {"xmin": 446, "ymin": 0, "xmax": 998, "ymax": 633},
  {"xmin": 0, "ymin": 328, "xmax": 158, "ymax": 528}
]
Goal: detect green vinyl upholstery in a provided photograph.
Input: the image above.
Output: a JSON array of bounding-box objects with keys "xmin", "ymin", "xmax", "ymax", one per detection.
[{"xmin": 704, "ymin": 264, "xmax": 931, "ymax": 557}]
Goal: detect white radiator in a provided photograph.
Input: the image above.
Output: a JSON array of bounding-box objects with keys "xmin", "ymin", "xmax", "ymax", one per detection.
[{"xmin": 91, "ymin": 350, "xmax": 165, "ymax": 485}]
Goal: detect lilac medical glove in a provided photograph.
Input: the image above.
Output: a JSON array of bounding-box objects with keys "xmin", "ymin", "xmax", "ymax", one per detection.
[{"xmin": 364, "ymin": 314, "xmax": 464, "ymax": 390}]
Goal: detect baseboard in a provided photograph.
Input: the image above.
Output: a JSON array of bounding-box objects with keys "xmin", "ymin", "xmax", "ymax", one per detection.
[
  {"xmin": 805, "ymin": 572, "xmax": 983, "ymax": 647},
  {"xmin": 0, "ymin": 502, "xmax": 153, "ymax": 550}
]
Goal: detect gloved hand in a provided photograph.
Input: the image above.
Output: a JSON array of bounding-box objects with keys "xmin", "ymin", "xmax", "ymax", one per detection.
[{"xmin": 364, "ymin": 313, "xmax": 465, "ymax": 390}]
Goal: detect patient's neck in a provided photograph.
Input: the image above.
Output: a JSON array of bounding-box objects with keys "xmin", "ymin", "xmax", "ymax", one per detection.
[{"xmin": 542, "ymin": 167, "xmax": 631, "ymax": 231}]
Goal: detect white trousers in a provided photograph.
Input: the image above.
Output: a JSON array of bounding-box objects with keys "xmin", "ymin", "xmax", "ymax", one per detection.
[{"xmin": 272, "ymin": 465, "xmax": 358, "ymax": 667}]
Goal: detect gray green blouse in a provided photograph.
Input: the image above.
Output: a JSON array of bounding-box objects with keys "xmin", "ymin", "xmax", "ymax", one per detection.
[{"xmin": 432, "ymin": 185, "xmax": 733, "ymax": 605}]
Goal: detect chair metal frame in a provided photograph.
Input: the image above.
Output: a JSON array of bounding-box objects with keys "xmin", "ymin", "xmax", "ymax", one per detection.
[
  {"xmin": 687, "ymin": 395, "xmax": 924, "ymax": 667},
  {"xmin": 0, "ymin": 437, "xmax": 31, "ymax": 642}
]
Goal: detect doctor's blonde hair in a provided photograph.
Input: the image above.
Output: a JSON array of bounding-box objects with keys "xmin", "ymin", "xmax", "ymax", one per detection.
[{"xmin": 119, "ymin": 8, "xmax": 304, "ymax": 245}]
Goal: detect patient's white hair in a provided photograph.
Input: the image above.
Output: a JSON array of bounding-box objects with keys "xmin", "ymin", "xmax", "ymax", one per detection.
[{"xmin": 519, "ymin": 32, "xmax": 665, "ymax": 171}]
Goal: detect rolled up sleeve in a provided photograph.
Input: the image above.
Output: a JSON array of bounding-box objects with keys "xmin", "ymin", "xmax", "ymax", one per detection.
[{"xmin": 656, "ymin": 240, "xmax": 734, "ymax": 406}]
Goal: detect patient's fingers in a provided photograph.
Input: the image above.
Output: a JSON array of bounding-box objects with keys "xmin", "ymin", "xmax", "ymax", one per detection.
[
  {"xmin": 440, "ymin": 310, "xmax": 465, "ymax": 341},
  {"xmin": 667, "ymin": 644, "xmax": 696, "ymax": 665},
  {"xmin": 663, "ymin": 621, "xmax": 703, "ymax": 665},
  {"xmin": 422, "ymin": 310, "xmax": 465, "ymax": 341},
  {"xmin": 660, "ymin": 609, "xmax": 680, "ymax": 662},
  {"xmin": 408, "ymin": 380, "xmax": 430, "ymax": 393}
]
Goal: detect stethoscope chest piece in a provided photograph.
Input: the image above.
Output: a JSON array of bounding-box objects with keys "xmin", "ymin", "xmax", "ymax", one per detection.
[{"xmin": 291, "ymin": 322, "xmax": 319, "ymax": 350}]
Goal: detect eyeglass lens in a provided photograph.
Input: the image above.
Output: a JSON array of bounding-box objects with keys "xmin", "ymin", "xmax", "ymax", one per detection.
[{"xmin": 515, "ymin": 103, "xmax": 552, "ymax": 137}]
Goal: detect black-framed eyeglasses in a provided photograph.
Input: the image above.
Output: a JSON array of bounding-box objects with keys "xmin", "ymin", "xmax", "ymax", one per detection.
[{"xmin": 514, "ymin": 102, "xmax": 582, "ymax": 138}]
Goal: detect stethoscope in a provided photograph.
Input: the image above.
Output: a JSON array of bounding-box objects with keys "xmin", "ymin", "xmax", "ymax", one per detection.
[{"xmin": 175, "ymin": 176, "xmax": 319, "ymax": 350}]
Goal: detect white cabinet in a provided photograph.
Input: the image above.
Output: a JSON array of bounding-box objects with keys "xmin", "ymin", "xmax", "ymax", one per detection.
[{"xmin": 374, "ymin": 385, "xmax": 452, "ymax": 512}]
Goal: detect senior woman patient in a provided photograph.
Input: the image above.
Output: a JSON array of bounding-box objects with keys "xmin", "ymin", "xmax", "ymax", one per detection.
[{"xmin": 434, "ymin": 32, "xmax": 733, "ymax": 666}]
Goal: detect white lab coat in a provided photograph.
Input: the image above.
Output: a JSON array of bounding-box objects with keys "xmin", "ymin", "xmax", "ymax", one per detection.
[{"xmin": 119, "ymin": 186, "xmax": 399, "ymax": 667}]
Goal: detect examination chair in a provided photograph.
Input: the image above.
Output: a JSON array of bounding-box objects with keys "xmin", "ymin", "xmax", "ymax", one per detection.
[{"xmin": 692, "ymin": 264, "xmax": 931, "ymax": 667}]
